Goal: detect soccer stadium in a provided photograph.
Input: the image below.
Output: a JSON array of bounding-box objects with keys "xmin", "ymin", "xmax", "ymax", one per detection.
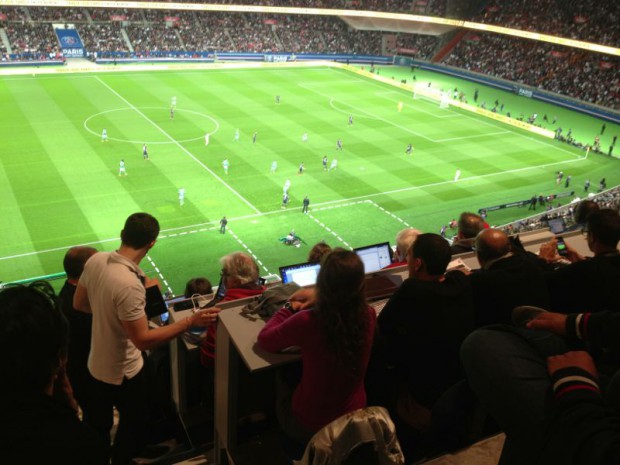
[{"xmin": 0, "ymin": 1, "xmax": 619, "ymax": 464}]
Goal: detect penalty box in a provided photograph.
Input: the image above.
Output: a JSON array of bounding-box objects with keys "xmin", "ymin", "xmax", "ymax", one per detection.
[{"xmin": 149, "ymin": 200, "xmax": 410, "ymax": 294}]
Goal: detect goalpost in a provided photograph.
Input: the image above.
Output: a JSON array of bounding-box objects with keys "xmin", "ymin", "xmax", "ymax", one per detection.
[{"xmin": 413, "ymin": 84, "xmax": 451, "ymax": 109}]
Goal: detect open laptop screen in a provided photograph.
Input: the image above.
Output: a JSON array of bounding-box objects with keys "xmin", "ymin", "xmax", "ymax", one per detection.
[
  {"xmin": 353, "ymin": 242, "xmax": 393, "ymax": 273},
  {"xmin": 279, "ymin": 261, "xmax": 321, "ymax": 286}
]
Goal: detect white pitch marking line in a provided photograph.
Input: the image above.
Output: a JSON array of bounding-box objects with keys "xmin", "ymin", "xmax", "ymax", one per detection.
[
  {"xmin": 94, "ymin": 76, "xmax": 260, "ymax": 214},
  {"xmin": 309, "ymin": 155, "xmax": 586, "ymax": 209},
  {"xmin": 307, "ymin": 212, "xmax": 350, "ymax": 249},
  {"xmin": 340, "ymin": 71, "xmax": 583, "ymax": 159},
  {"xmin": 374, "ymin": 90, "xmax": 457, "ymax": 119},
  {"xmin": 226, "ymin": 228, "xmax": 271, "ymax": 274},
  {"xmin": 367, "ymin": 200, "xmax": 411, "ymax": 227},
  {"xmin": 146, "ymin": 256, "xmax": 173, "ymax": 296},
  {"xmin": 434, "ymin": 131, "xmax": 511, "ymax": 142},
  {"xmin": 329, "ymin": 98, "xmax": 380, "ymax": 121},
  {"xmin": 4, "ymin": 200, "xmax": 399, "ymax": 265},
  {"xmin": 299, "ymin": 83, "xmax": 436, "ymax": 143}
]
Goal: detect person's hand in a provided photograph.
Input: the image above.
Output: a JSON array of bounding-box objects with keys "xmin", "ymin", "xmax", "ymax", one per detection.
[
  {"xmin": 527, "ymin": 312, "xmax": 567, "ymax": 336},
  {"xmin": 538, "ymin": 239, "xmax": 560, "ymax": 263},
  {"xmin": 189, "ymin": 308, "xmax": 220, "ymax": 327},
  {"xmin": 563, "ymin": 242, "xmax": 585, "ymax": 263},
  {"xmin": 289, "ymin": 288, "xmax": 316, "ymax": 310},
  {"xmin": 547, "ymin": 351, "xmax": 598, "ymax": 379}
]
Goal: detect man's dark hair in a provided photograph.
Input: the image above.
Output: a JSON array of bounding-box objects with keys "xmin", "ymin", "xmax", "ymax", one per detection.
[
  {"xmin": 120, "ymin": 213, "xmax": 160, "ymax": 249},
  {"xmin": 573, "ymin": 200, "xmax": 600, "ymax": 225},
  {"xmin": 587, "ymin": 209, "xmax": 620, "ymax": 248},
  {"xmin": 62, "ymin": 246, "xmax": 97, "ymax": 280},
  {"xmin": 458, "ymin": 212, "xmax": 485, "ymax": 239},
  {"xmin": 412, "ymin": 233, "xmax": 451, "ymax": 275},
  {"xmin": 184, "ymin": 277, "xmax": 213, "ymax": 297},
  {"xmin": 0, "ymin": 281, "xmax": 68, "ymax": 395}
]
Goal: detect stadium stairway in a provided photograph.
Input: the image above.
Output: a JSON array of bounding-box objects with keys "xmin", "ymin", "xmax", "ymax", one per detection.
[
  {"xmin": 0, "ymin": 28, "xmax": 11, "ymax": 53},
  {"xmin": 432, "ymin": 29, "xmax": 468, "ymax": 63}
]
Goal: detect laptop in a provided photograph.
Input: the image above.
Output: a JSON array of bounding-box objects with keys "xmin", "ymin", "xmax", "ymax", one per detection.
[
  {"xmin": 353, "ymin": 242, "xmax": 393, "ymax": 273},
  {"xmin": 279, "ymin": 261, "xmax": 321, "ymax": 286}
]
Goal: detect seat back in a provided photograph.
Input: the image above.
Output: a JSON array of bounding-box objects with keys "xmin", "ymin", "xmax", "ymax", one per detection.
[{"xmin": 295, "ymin": 406, "xmax": 405, "ymax": 465}]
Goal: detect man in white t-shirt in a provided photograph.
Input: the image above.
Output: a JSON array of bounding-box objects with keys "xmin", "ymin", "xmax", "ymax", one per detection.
[{"xmin": 74, "ymin": 213, "xmax": 217, "ymax": 465}]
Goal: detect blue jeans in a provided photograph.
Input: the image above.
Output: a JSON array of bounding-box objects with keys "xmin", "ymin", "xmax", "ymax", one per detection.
[{"xmin": 461, "ymin": 325, "xmax": 569, "ymax": 465}]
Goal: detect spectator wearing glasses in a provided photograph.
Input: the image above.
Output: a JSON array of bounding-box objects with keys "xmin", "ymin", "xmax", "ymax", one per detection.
[
  {"xmin": 539, "ymin": 209, "xmax": 620, "ymax": 313},
  {"xmin": 199, "ymin": 252, "xmax": 265, "ymax": 368}
]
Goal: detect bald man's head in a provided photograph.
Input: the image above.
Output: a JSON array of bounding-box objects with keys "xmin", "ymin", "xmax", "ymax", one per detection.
[
  {"xmin": 475, "ymin": 229, "xmax": 511, "ymax": 267},
  {"xmin": 63, "ymin": 246, "xmax": 98, "ymax": 282}
]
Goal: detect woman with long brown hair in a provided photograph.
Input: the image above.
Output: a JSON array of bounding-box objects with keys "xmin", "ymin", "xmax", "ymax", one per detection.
[{"xmin": 257, "ymin": 249, "xmax": 376, "ymax": 446}]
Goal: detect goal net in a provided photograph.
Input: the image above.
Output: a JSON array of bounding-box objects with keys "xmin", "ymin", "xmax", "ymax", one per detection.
[{"xmin": 413, "ymin": 84, "xmax": 451, "ymax": 109}]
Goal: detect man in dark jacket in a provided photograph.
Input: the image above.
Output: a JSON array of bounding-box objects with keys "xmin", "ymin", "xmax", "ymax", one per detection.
[
  {"xmin": 369, "ymin": 234, "xmax": 474, "ymax": 423},
  {"xmin": 469, "ymin": 228, "xmax": 550, "ymax": 327},
  {"xmin": 58, "ymin": 246, "xmax": 112, "ymax": 439},
  {"xmin": 540, "ymin": 209, "xmax": 620, "ymax": 313},
  {"xmin": 450, "ymin": 212, "xmax": 485, "ymax": 256}
]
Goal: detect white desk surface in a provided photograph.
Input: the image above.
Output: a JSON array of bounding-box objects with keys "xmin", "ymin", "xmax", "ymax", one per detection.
[
  {"xmin": 218, "ymin": 306, "xmax": 301, "ymax": 372},
  {"xmin": 169, "ymin": 297, "xmax": 301, "ymax": 371}
]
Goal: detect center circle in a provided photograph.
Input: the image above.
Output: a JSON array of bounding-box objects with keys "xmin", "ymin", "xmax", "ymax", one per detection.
[{"xmin": 83, "ymin": 107, "xmax": 220, "ymax": 144}]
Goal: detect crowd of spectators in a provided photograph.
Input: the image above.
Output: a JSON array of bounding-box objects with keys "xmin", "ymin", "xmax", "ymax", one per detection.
[
  {"xmin": 0, "ymin": 3, "xmax": 618, "ymax": 108},
  {"xmin": 499, "ymin": 187, "xmax": 620, "ymax": 236},
  {"xmin": 274, "ymin": 16, "xmax": 327, "ymax": 54},
  {"xmin": 232, "ymin": 13, "xmax": 280, "ymax": 53},
  {"xmin": 394, "ymin": 33, "xmax": 439, "ymax": 59},
  {"xmin": 476, "ymin": 0, "xmax": 620, "ymax": 47},
  {"xmin": 27, "ymin": 6, "xmax": 86, "ymax": 23},
  {"xmin": 126, "ymin": 23, "xmax": 184, "ymax": 54},
  {"xmin": 79, "ymin": 23, "xmax": 128, "ymax": 54},
  {"xmin": 11, "ymin": 199, "xmax": 619, "ymax": 464},
  {"xmin": 177, "ymin": 13, "xmax": 232, "ymax": 52},
  {"xmin": 3, "ymin": 22, "xmax": 60, "ymax": 59},
  {"xmin": 443, "ymin": 32, "xmax": 620, "ymax": 110},
  {"xmin": 89, "ymin": 8, "xmax": 144, "ymax": 23},
  {"xmin": 0, "ymin": 6, "xmax": 29, "ymax": 22}
]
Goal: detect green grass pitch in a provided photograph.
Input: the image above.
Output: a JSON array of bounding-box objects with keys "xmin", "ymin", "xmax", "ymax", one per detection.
[{"xmin": 0, "ymin": 64, "xmax": 618, "ymax": 294}]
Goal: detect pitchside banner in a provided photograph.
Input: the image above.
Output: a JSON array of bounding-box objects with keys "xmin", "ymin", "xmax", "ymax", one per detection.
[{"xmin": 55, "ymin": 28, "xmax": 85, "ymax": 57}]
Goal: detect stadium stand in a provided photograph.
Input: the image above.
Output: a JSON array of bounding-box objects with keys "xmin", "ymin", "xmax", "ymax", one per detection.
[
  {"xmin": 475, "ymin": 0, "xmax": 620, "ymax": 47},
  {"xmin": 1, "ymin": 2, "xmax": 617, "ymax": 111},
  {"xmin": 79, "ymin": 23, "xmax": 129, "ymax": 54},
  {"xmin": 443, "ymin": 32, "xmax": 620, "ymax": 110},
  {"xmin": 1, "ymin": 2, "xmax": 619, "ymax": 464}
]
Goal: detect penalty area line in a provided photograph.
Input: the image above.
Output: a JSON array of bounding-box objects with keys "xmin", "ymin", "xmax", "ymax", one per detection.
[
  {"xmin": 145, "ymin": 255, "xmax": 174, "ymax": 296},
  {"xmin": 228, "ymin": 228, "xmax": 272, "ymax": 275}
]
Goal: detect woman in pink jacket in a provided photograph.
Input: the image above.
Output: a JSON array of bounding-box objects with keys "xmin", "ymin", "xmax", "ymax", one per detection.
[{"xmin": 258, "ymin": 249, "xmax": 376, "ymax": 446}]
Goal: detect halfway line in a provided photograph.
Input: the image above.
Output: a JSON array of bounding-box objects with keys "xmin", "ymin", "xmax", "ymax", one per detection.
[{"xmin": 93, "ymin": 76, "xmax": 260, "ymax": 214}]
